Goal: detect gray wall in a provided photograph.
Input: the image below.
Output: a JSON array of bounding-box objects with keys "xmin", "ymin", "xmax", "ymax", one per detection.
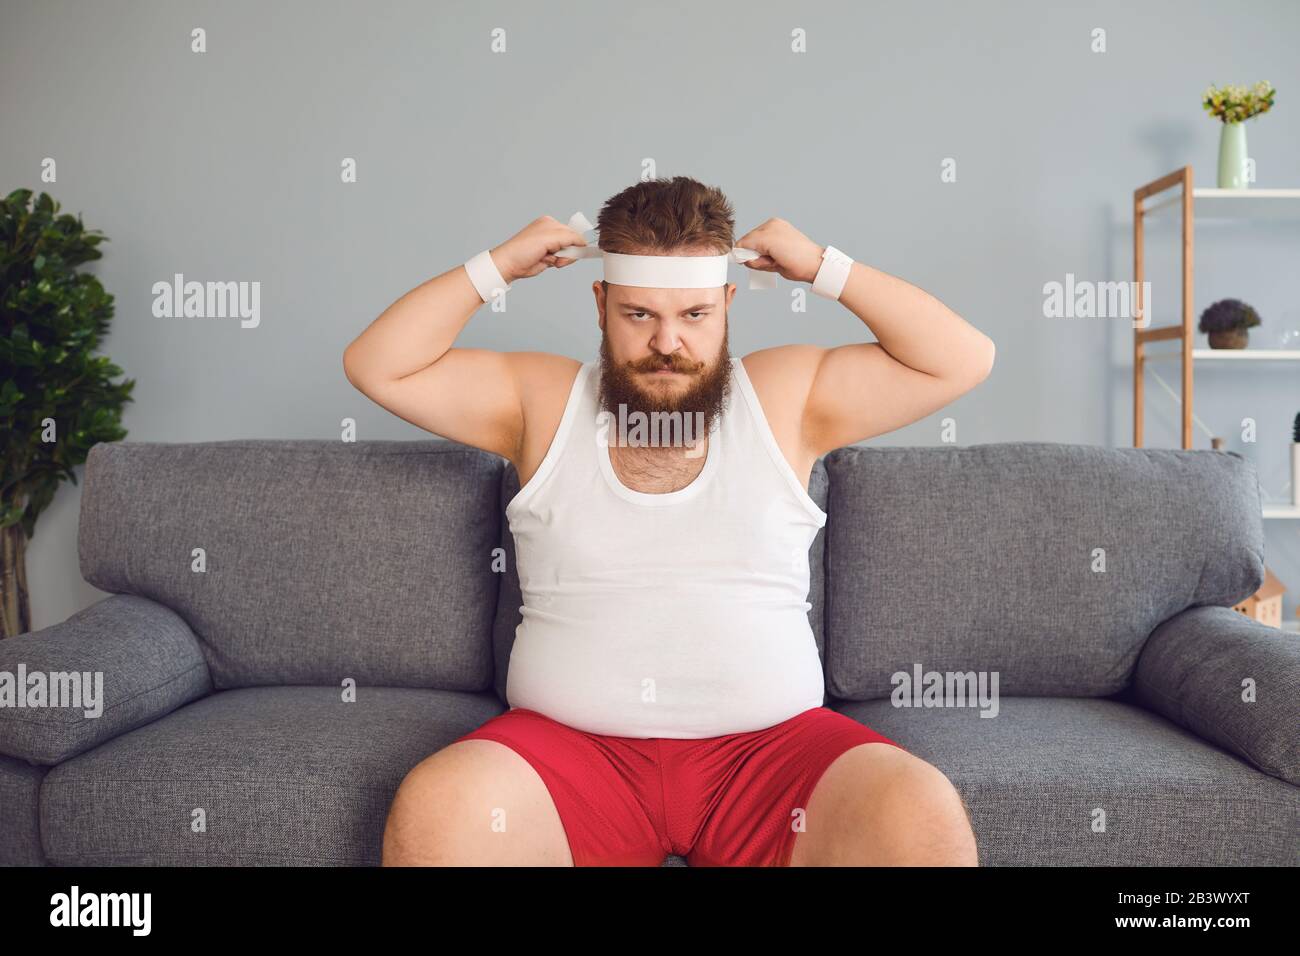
[{"xmin": 3, "ymin": 0, "xmax": 1298, "ymax": 630}]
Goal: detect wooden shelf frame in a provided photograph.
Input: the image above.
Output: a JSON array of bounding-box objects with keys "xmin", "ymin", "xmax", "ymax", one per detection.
[{"xmin": 1133, "ymin": 166, "xmax": 1195, "ymax": 449}]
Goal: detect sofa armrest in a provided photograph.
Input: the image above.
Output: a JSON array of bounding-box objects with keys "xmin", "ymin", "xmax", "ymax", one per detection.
[
  {"xmin": 1133, "ymin": 605, "xmax": 1299, "ymax": 785},
  {"xmin": 0, "ymin": 594, "xmax": 212, "ymax": 765}
]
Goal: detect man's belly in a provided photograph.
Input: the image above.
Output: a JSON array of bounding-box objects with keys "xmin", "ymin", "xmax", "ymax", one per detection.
[{"xmin": 504, "ymin": 600, "xmax": 826, "ymax": 739}]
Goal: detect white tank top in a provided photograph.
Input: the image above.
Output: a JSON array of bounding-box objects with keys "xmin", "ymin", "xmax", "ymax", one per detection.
[{"xmin": 503, "ymin": 355, "xmax": 828, "ymax": 738}]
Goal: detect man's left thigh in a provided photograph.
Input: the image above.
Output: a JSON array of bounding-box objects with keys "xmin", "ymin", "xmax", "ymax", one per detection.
[
  {"xmin": 789, "ymin": 741, "xmax": 978, "ymax": 866},
  {"xmin": 682, "ymin": 706, "xmax": 906, "ymax": 867}
]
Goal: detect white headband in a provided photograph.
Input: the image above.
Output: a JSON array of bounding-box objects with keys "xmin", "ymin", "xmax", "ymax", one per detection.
[{"xmin": 550, "ymin": 211, "xmax": 776, "ymax": 290}]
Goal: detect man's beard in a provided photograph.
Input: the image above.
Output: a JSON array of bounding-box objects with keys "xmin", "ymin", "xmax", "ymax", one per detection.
[{"xmin": 596, "ymin": 323, "xmax": 732, "ymax": 450}]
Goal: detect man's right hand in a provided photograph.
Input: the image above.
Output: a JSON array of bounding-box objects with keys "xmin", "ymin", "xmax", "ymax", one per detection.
[{"xmin": 490, "ymin": 216, "xmax": 591, "ymax": 284}]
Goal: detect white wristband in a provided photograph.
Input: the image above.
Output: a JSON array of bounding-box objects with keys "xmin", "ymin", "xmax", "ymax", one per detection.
[
  {"xmin": 812, "ymin": 245, "xmax": 854, "ymax": 300},
  {"xmin": 464, "ymin": 249, "xmax": 512, "ymax": 303}
]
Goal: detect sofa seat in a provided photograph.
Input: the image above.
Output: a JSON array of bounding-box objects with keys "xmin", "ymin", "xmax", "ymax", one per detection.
[
  {"xmin": 37, "ymin": 687, "xmax": 1297, "ymax": 867},
  {"xmin": 39, "ymin": 686, "xmax": 504, "ymax": 865},
  {"xmin": 829, "ymin": 696, "xmax": 1299, "ymax": 866}
]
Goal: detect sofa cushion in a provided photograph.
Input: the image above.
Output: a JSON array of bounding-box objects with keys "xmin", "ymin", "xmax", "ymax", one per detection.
[
  {"xmin": 78, "ymin": 440, "xmax": 505, "ymax": 691},
  {"xmin": 831, "ymin": 696, "xmax": 1299, "ymax": 865},
  {"xmin": 490, "ymin": 457, "xmax": 832, "ymax": 707},
  {"xmin": 40, "ymin": 686, "xmax": 505, "ymax": 865},
  {"xmin": 0, "ymin": 754, "xmax": 46, "ymax": 865},
  {"xmin": 0, "ymin": 594, "xmax": 211, "ymax": 765},
  {"xmin": 823, "ymin": 443, "xmax": 1264, "ymax": 699},
  {"xmin": 1134, "ymin": 605, "xmax": 1300, "ymax": 785}
]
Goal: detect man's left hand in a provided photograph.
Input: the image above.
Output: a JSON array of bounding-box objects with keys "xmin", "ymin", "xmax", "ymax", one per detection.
[{"xmin": 734, "ymin": 218, "xmax": 826, "ymax": 285}]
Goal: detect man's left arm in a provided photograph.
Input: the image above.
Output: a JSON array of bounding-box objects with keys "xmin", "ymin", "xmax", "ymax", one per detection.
[{"xmin": 737, "ymin": 218, "xmax": 996, "ymax": 456}]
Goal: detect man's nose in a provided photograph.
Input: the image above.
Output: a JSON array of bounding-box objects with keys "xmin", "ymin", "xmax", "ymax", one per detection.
[{"xmin": 649, "ymin": 323, "xmax": 680, "ymax": 355}]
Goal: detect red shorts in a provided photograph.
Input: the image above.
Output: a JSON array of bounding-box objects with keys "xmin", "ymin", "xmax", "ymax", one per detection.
[{"xmin": 453, "ymin": 705, "xmax": 905, "ymax": 866}]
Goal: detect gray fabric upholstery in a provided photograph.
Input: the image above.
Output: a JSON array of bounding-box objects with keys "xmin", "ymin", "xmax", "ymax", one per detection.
[
  {"xmin": 822, "ymin": 443, "xmax": 1265, "ymax": 700},
  {"xmin": 2, "ymin": 437, "xmax": 1293, "ymax": 868},
  {"xmin": 830, "ymin": 696, "xmax": 1299, "ymax": 866},
  {"xmin": 1134, "ymin": 605, "xmax": 1300, "ymax": 785},
  {"xmin": 40, "ymin": 686, "xmax": 504, "ymax": 865},
  {"xmin": 78, "ymin": 440, "xmax": 503, "ymax": 691},
  {"xmin": 490, "ymin": 463, "xmax": 524, "ymax": 707},
  {"xmin": 0, "ymin": 593, "xmax": 211, "ymax": 764},
  {"xmin": 492, "ymin": 457, "xmax": 834, "ymax": 708},
  {"xmin": 0, "ymin": 754, "xmax": 46, "ymax": 865}
]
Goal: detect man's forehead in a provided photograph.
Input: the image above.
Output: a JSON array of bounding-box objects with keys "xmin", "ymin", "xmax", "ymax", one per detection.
[{"xmin": 610, "ymin": 286, "xmax": 727, "ymax": 310}]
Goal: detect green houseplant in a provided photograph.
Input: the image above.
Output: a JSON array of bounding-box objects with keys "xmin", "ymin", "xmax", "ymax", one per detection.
[{"xmin": 1, "ymin": 189, "xmax": 134, "ymax": 639}]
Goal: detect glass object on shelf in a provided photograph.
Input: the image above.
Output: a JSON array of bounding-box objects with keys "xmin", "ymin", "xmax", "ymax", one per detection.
[{"xmin": 1276, "ymin": 317, "xmax": 1300, "ymax": 350}]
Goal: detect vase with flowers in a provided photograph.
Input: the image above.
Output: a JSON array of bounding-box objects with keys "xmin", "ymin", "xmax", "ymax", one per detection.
[{"xmin": 1203, "ymin": 81, "xmax": 1277, "ymax": 188}]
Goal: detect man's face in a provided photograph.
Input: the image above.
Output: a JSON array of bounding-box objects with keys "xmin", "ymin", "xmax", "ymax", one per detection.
[{"xmin": 594, "ymin": 274, "xmax": 738, "ymax": 445}]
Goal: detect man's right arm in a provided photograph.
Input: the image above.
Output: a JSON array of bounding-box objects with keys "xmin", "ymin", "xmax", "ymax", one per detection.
[{"xmin": 342, "ymin": 217, "xmax": 588, "ymax": 461}]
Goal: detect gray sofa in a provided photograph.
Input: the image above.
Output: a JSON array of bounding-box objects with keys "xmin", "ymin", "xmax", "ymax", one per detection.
[{"xmin": 1, "ymin": 439, "xmax": 1296, "ymax": 866}]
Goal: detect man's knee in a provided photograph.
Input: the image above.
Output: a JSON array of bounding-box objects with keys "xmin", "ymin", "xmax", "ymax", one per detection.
[
  {"xmin": 381, "ymin": 740, "xmax": 572, "ymax": 866},
  {"xmin": 797, "ymin": 746, "xmax": 978, "ymax": 866},
  {"xmin": 383, "ymin": 748, "xmax": 467, "ymax": 865},
  {"xmin": 875, "ymin": 756, "xmax": 978, "ymax": 865}
]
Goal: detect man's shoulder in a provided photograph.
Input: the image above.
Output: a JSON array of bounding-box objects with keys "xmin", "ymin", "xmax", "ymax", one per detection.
[
  {"xmin": 738, "ymin": 345, "xmax": 824, "ymax": 461},
  {"xmin": 511, "ymin": 352, "xmax": 585, "ymax": 404},
  {"xmin": 738, "ymin": 345, "xmax": 823, "ymax": 407},
  {"xmin": 513, "ymin": 353, "xmax": 586, "ymax": 479}
]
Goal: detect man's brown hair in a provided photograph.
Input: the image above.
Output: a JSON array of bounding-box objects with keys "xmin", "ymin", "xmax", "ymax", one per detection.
[{"xmin": 595, "ymin": 176, "xmax": 735, "ymax": 292}]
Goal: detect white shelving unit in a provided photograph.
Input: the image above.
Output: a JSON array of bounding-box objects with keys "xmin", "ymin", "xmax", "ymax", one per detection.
[
  {"xmin": 1133, "ymin": 167, "xmax": 1300, "ymax": 522},
  {"xmin": 1143, "ymin": 186, "xmax": 1300, "ymax": 219},
  {"xmin": 1144, "ymin": 349, "xmax": 1300, "ymax": 361}
]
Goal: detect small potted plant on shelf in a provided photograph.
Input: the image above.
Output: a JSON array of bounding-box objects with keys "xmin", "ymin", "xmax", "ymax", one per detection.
[
  {"xmin": 1203, "ymin": 81, "xmax": 1277, "ymax": 188},
  {"xmin": 1198, "ymin": 297, "xmax": 1261, "ymax": 349},
  {"xmin": 1292, "ymin": 412, "xmax": 1300, "ymax": 507}
]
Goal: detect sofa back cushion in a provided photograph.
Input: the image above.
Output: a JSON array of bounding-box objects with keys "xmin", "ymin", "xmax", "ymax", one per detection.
[
  {"xmin": 823, "ymin": 443, "xmax": 1264, "ymax": 700},
  {"xmin": 79, "ymin": 440, "xmax": 504, "ymax": 690}
]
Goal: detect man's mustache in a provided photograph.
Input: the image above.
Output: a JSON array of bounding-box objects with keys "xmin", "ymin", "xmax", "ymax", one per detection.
[{"xmin": 631, "ymin": 356, "xmax": 702, "ymax": 373}]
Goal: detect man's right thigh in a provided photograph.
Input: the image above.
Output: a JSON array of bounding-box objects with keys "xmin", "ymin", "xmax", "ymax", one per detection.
[{"xmin": 382, "ymin": 738, "xmax": 574, "ymax": 866}]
